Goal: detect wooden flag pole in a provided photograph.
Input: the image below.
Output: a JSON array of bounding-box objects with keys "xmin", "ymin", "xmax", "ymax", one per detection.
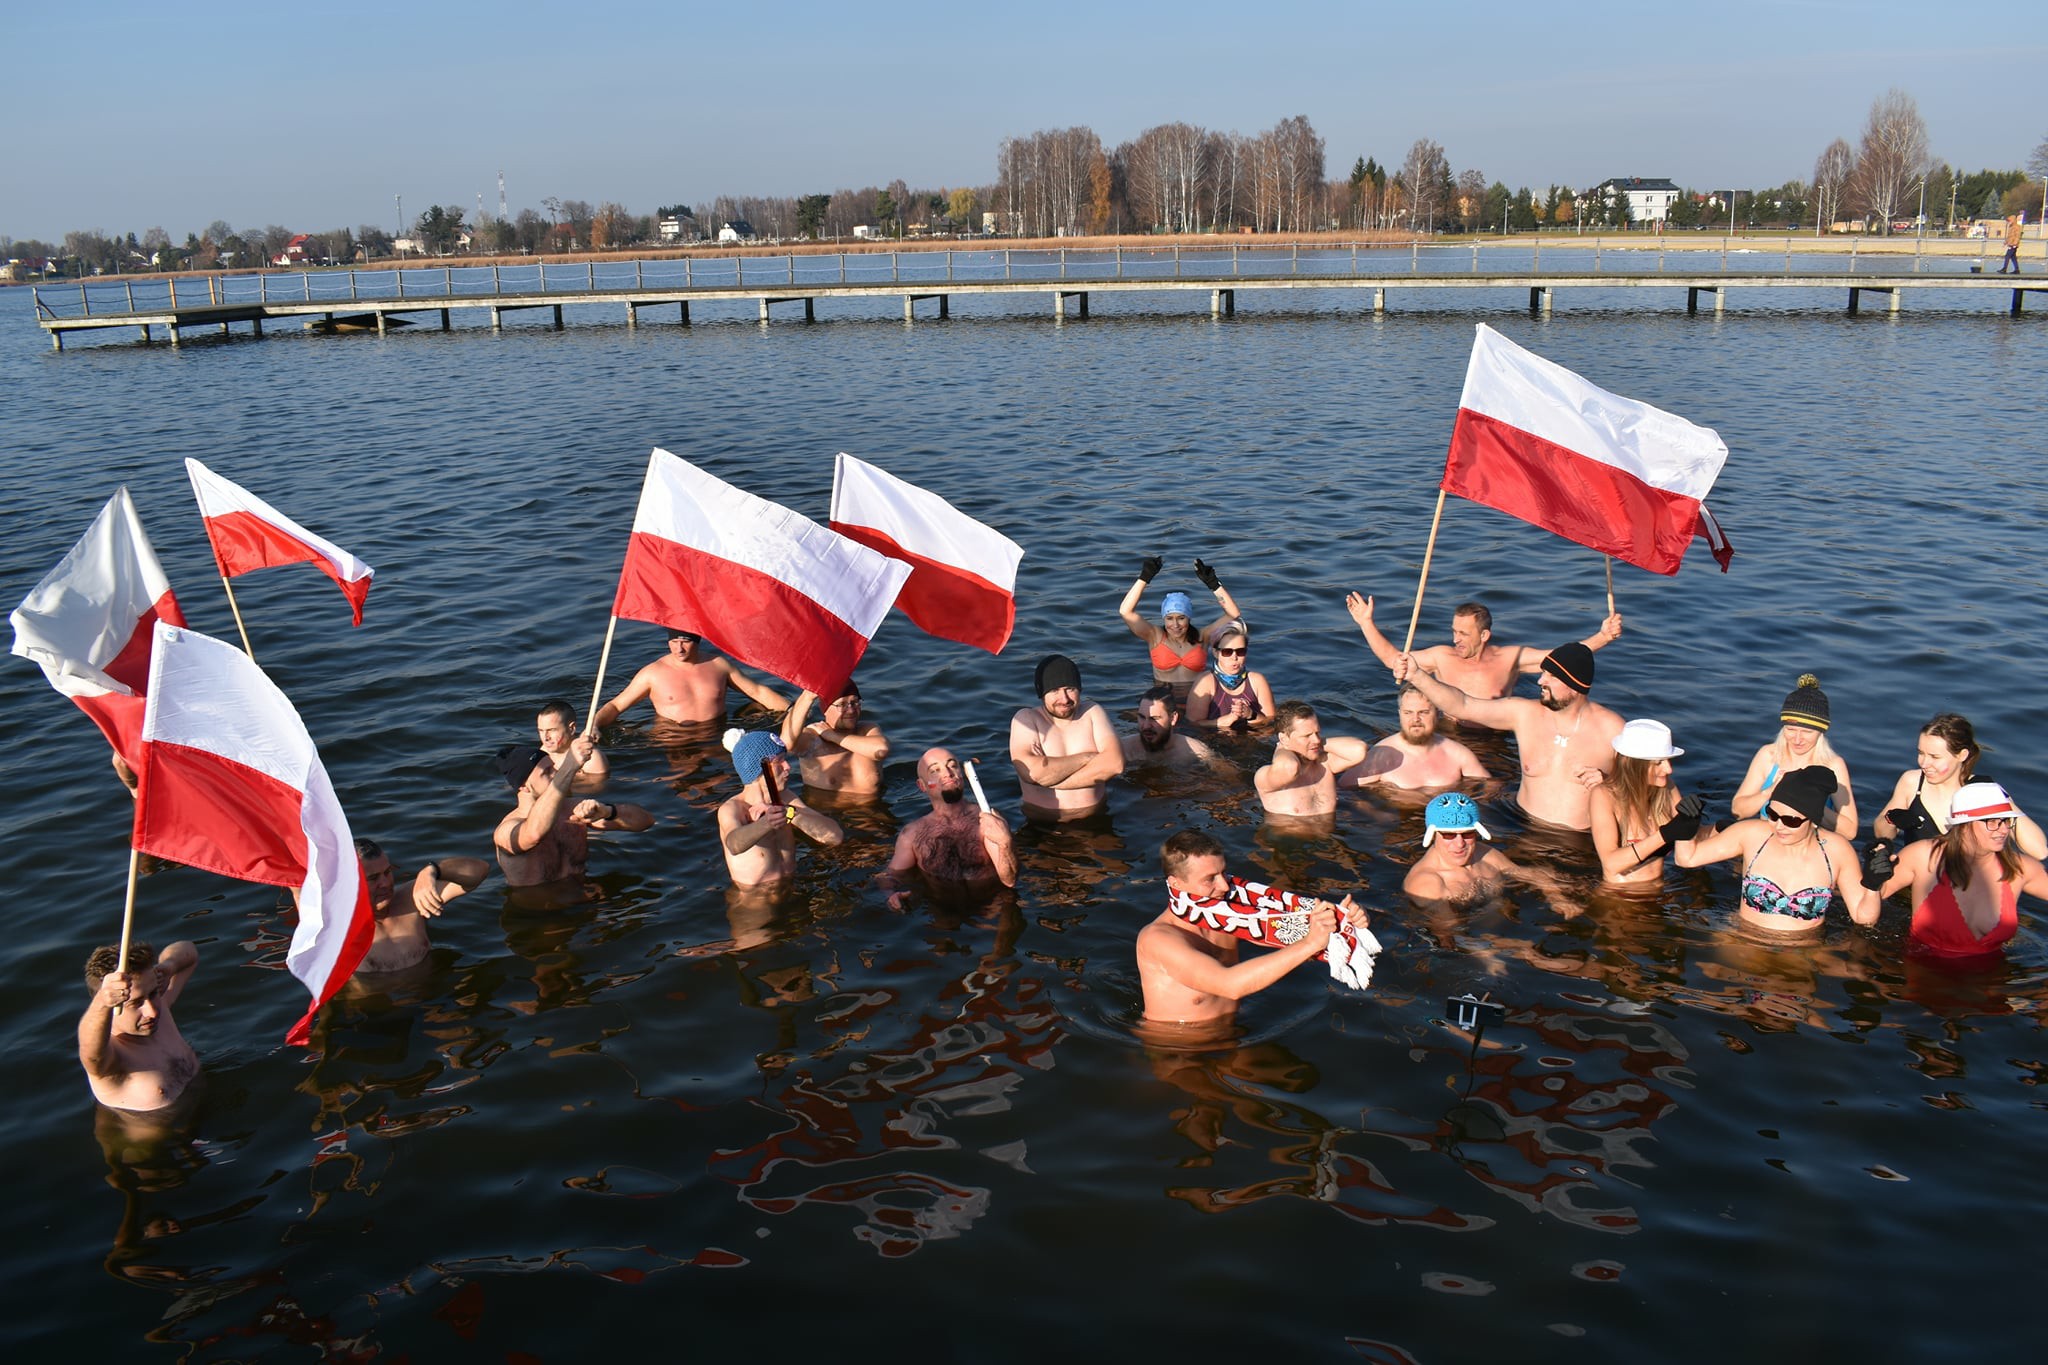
[
  {"xmin": 115, "ymin": 846, "xmax": 142, "ymax": 1009},
  {"xmin": 586, "ymin": 615, "xmax": 620, "ymax": 736},
  {"xmin": 220, "ymin": 575, "xmax": 256, "ymax": 660},
  {"xmin": 1605, "ymin": 556, "xmax": 1615, "ymax": 618},
  {"xmin": 1402, "ymin": 489, "xmax": 1450, "ymax": 655}
]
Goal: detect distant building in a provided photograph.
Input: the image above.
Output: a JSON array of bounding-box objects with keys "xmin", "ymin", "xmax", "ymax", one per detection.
[
  {"xmin": 1593, "ymin": 177, "xmax": 1681, "ymax": 224},
  {"xmin": 718, "ymin": 220, "xmax": 755, "ymax": 243},
  {"xmin": 852, "ymin": 224, "xmax": 876, "ymax": 240},
  {"xmin": 658, "ymin": 216, "xmax": 693, "ymax": 242},
  {"xmin": 272, "ymin": 233, "xmax": 314, "ymax": 266}
]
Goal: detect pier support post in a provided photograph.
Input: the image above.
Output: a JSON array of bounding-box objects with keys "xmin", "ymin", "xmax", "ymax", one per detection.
[
  {"xmin": 491, "ymin": 307, "xmax": 503, "ymax": 330},
  {"xmin": 678, "ymin": 301, "xmax": 690, "ymax": 326},
  {"xmin": 436, "ymin": 309, "xmax": 447, "ymax": 331},
  {"xmin": 804, "ymin": 298, "xmax": 814, "ymax": 323},
  {"xmin": 1715, "ymin": 290, "xmax": 1725, "ymax": 314},
  {"xmin": 2014, "ymin": 289, "xmax": 2026, "ymax": 317},
  {"xmin": 220, "ymin": 322, "xmax": 231, "ymax": 337},
  {"xmin": 761, "ymin": 299, "xmax": 771, "ymax": 323},
  {"xmin": 376, "ymin": 312, "xmax": 387, "ymax": 335},
  {"xmin": 1373, "ymin": 288, "xmax": 1385, "ymax": 314},
  {"xmin": 1890, "ymin": 290, "xmax": 1901, "ymax": 314},
  {"xmin": 1211, "ymin": 288, "xmax": 1234, "ymax": 316},
  {"xmin": 939, "ymin": 294, "xmax": 949, "ymax": 319},
  {"xmin": 552, "ymin": 305, "xmax": 563, "ymax": 330},
  {"xmin": 139, "ymin": 325, "xmax": 150, "ymax": 343},
  {"xmin": 1077, "ymin": 291, "xmax": 1088, "ymax": 318},
  {"xmin": 1848, "ymin": 288, "xmax": 1861, "ymax": 315},
  {"xmin": 251, "ymin": 317, "xmax": 263, "ymax": 337},
  {"xmin": 1687, "ymin": 287, "xmax": 1699, "ymax": 315},
  {"xmin": 627, "ymin": 303, "xmax": 638, "ymax": 328},
  {"xmin": 905, "ymin": 296, "xmax": 915, "ymax": 322},
  {"xmin": 51, "ymin": 329, "xmax": 63, "ymax": 351},
  {"xmin": 168, "ymin": 325, "xmax": 180, "ymax": 347}
]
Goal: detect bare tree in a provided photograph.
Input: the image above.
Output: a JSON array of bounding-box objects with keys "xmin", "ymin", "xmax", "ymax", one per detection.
[
  {"xmin": 2027, "ymin": 133, "xmax": 2048, "ymax": 181},
  {"xmin": 1812, "ymin": 138, "xmax": 1854, "ymax": 236},
  {"xmin": 1849, "ymin": 89, "xmax": 1928, "ymax": 235},
  {"xmin": 1397, "ymin": 139, "xmax": 1449, "ymax": 235}
]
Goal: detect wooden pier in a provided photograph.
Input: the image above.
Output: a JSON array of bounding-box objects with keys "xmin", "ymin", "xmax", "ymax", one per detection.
[{"xmin": 29, "ymin": 244, "xmax": 2048, "ymax": 350}]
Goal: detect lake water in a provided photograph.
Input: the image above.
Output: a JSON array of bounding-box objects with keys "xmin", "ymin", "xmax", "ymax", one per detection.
[{"xmin": 3, "ymin": 272, "xmax": 2045, "ymax": 1362}]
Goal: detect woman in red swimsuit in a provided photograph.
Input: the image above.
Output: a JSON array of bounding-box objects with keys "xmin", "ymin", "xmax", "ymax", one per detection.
[
  {"xmin": 1867, "ymin": 782, "xmax": 2048, "ymax": 957},
  {"xmin": 1118, "ymin": 555, "xmax": 1246, "ymax": 695}
]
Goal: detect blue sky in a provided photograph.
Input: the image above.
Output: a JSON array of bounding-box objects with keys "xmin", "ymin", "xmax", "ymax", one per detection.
[{"xmin": 5, "ymin": 0, "xmax": 2041, "ymax": 241}]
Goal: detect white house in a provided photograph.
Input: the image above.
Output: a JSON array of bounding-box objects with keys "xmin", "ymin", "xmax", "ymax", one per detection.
[
  {"xmin": 1593, "ymin": 177, "xmax": 1681, "ymax": 224},
  {"xmin": 717, "ymin": 220, "xmax": 754, "ymax": 244}
]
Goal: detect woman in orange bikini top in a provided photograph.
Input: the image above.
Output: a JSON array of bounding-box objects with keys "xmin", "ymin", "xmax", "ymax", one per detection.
[{"xmin": 1118, "ymin": 554, "xmax": 1247, "ymax": 694}]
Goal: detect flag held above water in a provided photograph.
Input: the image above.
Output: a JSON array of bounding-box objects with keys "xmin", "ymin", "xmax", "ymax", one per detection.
[
  {"xmin": 1443, "ymin": 325, "xmax": 1733, "ymax": 576},
  {"xmin": 185, "ymin": 459, "xmax": 376, "ymax": 625}
]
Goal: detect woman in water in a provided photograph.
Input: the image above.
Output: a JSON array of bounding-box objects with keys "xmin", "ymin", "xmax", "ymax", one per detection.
[
  {"xmin": 1866, "ymin": 782, "xmax": 2048, "ymax": 957},
  {"xmin": 1590, "ymin": 720, "xmax": 1701, "ymax": 886},
  {"xmin": 1674, "ymin": 766, "xmax": 1874, "ymax": 933},
  {"xmin": 1728, "ymin": 675, "xmax": 1857, "ymax": 837},
  {"xmin": 1183, "ymin": 624, "xmax": 1275, "ymax": 731},
  {"xmin": 1118, "ymin": 555, "xmax": 1246, "ymax": 696},
  {"xmin": 1873, "ymin": 713, "xmax": 2046, "ymax": 856}
]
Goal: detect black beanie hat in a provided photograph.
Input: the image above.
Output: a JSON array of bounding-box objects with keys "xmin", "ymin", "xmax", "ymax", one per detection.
[
  {"xmin": 1769, "ymin": 765, "xmax": 1837, "ymax": 827},
  {"xmin": 1781, "ymin": 674, "xmax": 1830, "ymax": 731},
  {"xmin": 1541, "ymin": 642, "xmax": 1595, "ymax": 693},
  {"xmin": 1035, "ymin": 654, "xmax": 1082, "ymax": 698}
]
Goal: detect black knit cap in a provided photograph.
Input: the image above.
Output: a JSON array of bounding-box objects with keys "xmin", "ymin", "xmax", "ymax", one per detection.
[
  {"xmin": 1541, "ymin": 642, "xmax": 1595, "ymax": 693},
  {"xmin": 1035, "ymin": 654, "xmax": 1081, "ymax": 698},
  {"xmin": 1768, "ymin": 765, "xmax": 1837, "ymax": 827},
  {"xmin": 1781, "ymin": 673, "xmax": 1830, "ymax": 731}
]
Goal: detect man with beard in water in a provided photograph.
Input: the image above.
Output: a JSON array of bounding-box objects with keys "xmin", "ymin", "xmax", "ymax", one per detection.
[
  {"xmin": 1347, "ymin": 592, "xmax": 1622, "ymax": 722},
  {"xmin": 1010, "ymin": 653, "xmax": 1124, "ymax": 817},
  {"xmin": 1402, "ymin": 792, "xmax": 1567, "ymax": 905},
  {"xmin": 1395, "ymin": 642, "xmax": 1621, "ymax": 832},
  {"xmin": 1344, "ymin": 683, "xmax": 1492, "ymax": 792},
  {"xmin": 1120, "ymin": 684, "xmax": 1226, "ymax": 769},
  {"xmin": 877, "ymin": 748, "xmax": 1018, "ymax": 909}
]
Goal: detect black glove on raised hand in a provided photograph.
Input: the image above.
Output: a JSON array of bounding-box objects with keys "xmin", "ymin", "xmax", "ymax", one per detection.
[
  {"xmin": 1657, "ymin": 794, "xmax": 1705, "ymax": 845},
  {"xmin": 1192, "ymin": 558, "xmax": 1222, "ymax": 591},
  {"xmin": 1138, "ymin": 555, "xmax": 1163, "ymax": 584},
  {"xmin": 1861, "ymin": 840, "xmax": 1896, "ymax": 892}
]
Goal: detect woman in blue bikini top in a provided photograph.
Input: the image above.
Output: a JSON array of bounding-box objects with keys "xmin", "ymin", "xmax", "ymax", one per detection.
[{"xmin": 1675, "ymin": 766, "xmax": 1878, "ymax": 932}]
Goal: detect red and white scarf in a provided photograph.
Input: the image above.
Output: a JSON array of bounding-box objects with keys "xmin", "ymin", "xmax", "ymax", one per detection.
[{"xmin": 1166, "ymin": 875, "xmax": 1381, "ymax": 990}]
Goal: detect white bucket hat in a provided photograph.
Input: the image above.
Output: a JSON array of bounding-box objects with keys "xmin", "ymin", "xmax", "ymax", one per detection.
[{"xmin": 1613, "ymin": 718, "xmax": 1684, "ymax": 760}]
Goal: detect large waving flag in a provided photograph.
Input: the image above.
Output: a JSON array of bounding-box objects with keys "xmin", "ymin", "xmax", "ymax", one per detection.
[
  {"xmin": 132, "ymin": 623, "xmax": 372, "ymax": 1045},
  {"xmin": 9, "ymin": 487, "xmax": 187, "ymax": 771},
  {"xmin": 612, "ymin": 449, "xmax": 910, "ymax": 700},
  {"xmin": 1444, "ymin": 325, "xmax": 1730, "ymax": 576},
  {"xmin": 185, "ymin": 458, "xmax": 375, "ymax": 625},
  {"xmin": 828, "ymin": 453, "xmax": 1023, "ymax": 655}
]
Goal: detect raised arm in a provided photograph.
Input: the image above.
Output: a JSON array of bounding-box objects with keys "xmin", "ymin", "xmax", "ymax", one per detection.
[
  {"xmin": 1345, "ymin": 592, "xmax": 1404, "ymax": 672},
  {"xmin": 412, "ymin": 857, "xmax": 491, "ymax": 917},
  {"xmin": 780, "ymin": 690, "xmax": 818, "ymax": 753},
  {"xmin": 1193, "ymin": 558, "xmax": 1243, "ymax": 638},
  {"xmin": 1119, "ymin": 557, "xmax": 1164, "ymax": 643},
  {"xmin": 1399, "ymin": 654, "xmax": 1520, "ymax": 730},
  {"xmin": 592, "ymin": 667, "xmax": 655, "ymax": 731},
  {"xmin": 571, "ymin": 798, "xmax": 656, "ymax": 832},
  {"xmin": 498, "ymin": 744, "xmax": 584, "ymax": 856},
  {"xmin": 154, "ymin": 940, "xmax": 199, "ymax": 1011},
  {"xmin": 722, "ymin": 660, "xmax": 791, "ymax": 713}
]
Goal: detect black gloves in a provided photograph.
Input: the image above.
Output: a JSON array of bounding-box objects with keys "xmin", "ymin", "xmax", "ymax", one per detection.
[
  {"xmin": 1884, "ymin": 807, "xmax": 1929, "ymax": 844},
  {"xmin": 1861, "ymin": 840, "xmax": 1895, "ymax": 892},
  {"xmin": 1138, "ymin": 555, "xmax": 1162, "ymax": 584},
  {"xmin": 1193, "ymin": 558, "xmax": 1221, "ymax": 591},
  {"xmin": 1658, "ymin": 794, "xmax": 1705, "ymax": 845}
]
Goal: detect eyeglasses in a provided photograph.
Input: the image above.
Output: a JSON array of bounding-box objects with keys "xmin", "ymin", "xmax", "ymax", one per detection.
[
  {"xmin": 1437, "ymin": 830, "xmax": 1477, "ymax": 842},
  {"xmin": 1216, "ymin": 647, "xmax": 1247, "ymax": 657},
  {"xmin": 1980, "ymin": 816, "xmax": 2016, "ymax": 830},
  {"xmin": 1769, "ymin": 810, "xmax": 1809, "ymax": 829}
]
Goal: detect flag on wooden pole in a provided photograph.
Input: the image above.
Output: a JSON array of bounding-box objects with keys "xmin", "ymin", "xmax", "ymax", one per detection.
[{"xmin": 185, "ymin": 459, "xmax": 375, "ymax": 625}]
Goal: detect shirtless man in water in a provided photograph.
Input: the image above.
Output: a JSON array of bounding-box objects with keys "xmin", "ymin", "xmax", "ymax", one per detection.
[
  {"xmin": 79, "ymin": 940, "xmax": 200, "ymax": 1113},
  {"xmin": 878, "ymin": 748, "xmax": 1018, "ymax": 908},
  {"xmin": 1349, "ymin": 593, "xmax": 1622, "ymax": 721},
  {"xmin": 1396, "ymin": 642, "xmax": 1622, "ymax": 832},
  {"xmin": 593, "ymin": 628, "xmax": 789, "ymax": 728},
  {"xmin": 493, "ymin": 736, "xmax": 654, "ymax": 890},
  {"xmin": 1344, "ymin": 684, "xmax": 1491, "ymax": 792},
  {"xmin": 716, "ymin": 730, "xmax": 844, "ymax": 887},
  {"xmin": 779, "ymin": 681, "xmax": 889, "ymax": 796},
  {"xmin": 536, "ymin": 698, "xmax": 607, "ymax": 788},
  {"xmin": 1137, "ymin": 830, "xmax": 1366, "ymax": 1026},
  {"xmin": 1010, "ymin": 654, "xmax": 1124, "ymax": 817},
  {"xmin": 350, "ymin": 839, "xmax": 491, "ymax": 975},
  {"xmin": 1254, "ymin": 701, "xmax": 1371, "ymax": 817},
  {"xmin": 1120, "ymin": 684, "xmax": 1229, "ymax": 771},
  {"xmin": 1402, "ymin": 792, "xmax": 1567, "ymax": 906}
]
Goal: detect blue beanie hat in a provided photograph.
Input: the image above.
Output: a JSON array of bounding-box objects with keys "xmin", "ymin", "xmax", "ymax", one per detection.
[
  {"xmin": 729, "ymin": 730, "xmax": 786, "ymax": 785},
  {"xmin": 1161, "ymin": 591, "xmax": 1194, "ymax": 619},
  {"xmin": 1423, "ymin": 792, "xmax": 1492, "ymax": 846}
]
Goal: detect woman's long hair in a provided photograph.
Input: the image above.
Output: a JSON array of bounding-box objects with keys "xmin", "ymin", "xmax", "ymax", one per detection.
[
  {"xmin": 1922, "ymin": 713, "xmax": 1980, "ymax": 782},
  {"xmin": 1603, "ymin": 755, "xmax": 1676, "ymax": 838},
  {"xmin": 1937, "ymin": 822, "xmax": 2022, "ymax": 892}
]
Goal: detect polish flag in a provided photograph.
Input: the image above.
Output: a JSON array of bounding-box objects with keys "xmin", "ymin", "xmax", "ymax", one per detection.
[
  {"xmin": 1695, "ymin": 503, "xmax": 1735, "ymax": 572},
  {"xmin": 9, "ymin": 487, "xmax": 187, "ymax": 772},
  {"xmin": 828, "ymin": 453, "xmax": 1024, "ymax": 655},
  {"xmin": 1443, "ymin": 324, "xmax": 1729, "ymax": 576},
  {"xmin": 131, "ymin": 623, "xmax": 372, "ymax": 1045},
  {"xmin": 185, "ymin": 458, "xmax": 375, "ymax": 625},
  {"xmin": 612, "ymin": 449, "xmax": 911, "ymax": 700}
]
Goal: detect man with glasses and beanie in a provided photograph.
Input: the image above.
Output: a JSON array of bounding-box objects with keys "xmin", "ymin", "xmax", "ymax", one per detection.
[
  {"xmin": 1395, "ymin": 641, "xmax": 1623, "ymax": 831},
  {"xmin": 592, "ymin": 627, "xmax": 790, "ymax": 729},
  {"xmin": 1403, "ymin": 792, "xmax": 1569, "ymax": 905}
]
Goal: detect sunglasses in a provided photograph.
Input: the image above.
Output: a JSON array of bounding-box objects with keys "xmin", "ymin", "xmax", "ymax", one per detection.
[
  {"xmin": 1769, "ymin": 810, "xmax": 1809, "ymax": 829},
  {"xmin": 1438, "ymin": 829, "xmax": 1477, "ymax": 842},
  {"xmin": 1216, "ymin": 646, "xmax": 1247, "ymax": 657}
]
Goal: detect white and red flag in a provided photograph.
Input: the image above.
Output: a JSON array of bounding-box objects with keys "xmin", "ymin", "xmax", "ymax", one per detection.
[
  {"xmin": 131, "ymin": 623, "xmax": 372, "ymax": 1045},
  {"xmin": 184, "ymin": 458, "xmax": 375, "ymax": 625},
  {"xmin": 1443, "ymin": 324, "xmax": 1731, "ymax": 576},
  {"xmin": 9, "ymin": 487, "xmax": 187, "ymax": 771},
  {"xmin": 828, "ymin": 452, "xmax": 1024, "ymax": 655},
  {"xmin": 611, "ymin": 449, "xmax": 910, "ymax": 700}
]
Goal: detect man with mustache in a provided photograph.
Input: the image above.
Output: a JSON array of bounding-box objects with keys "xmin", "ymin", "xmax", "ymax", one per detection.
[{"xmin": 878, "ymin": 748, "xmax": 1018, "ymax": 909}]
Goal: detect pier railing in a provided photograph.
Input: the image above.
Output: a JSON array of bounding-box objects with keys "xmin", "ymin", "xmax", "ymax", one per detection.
[{"xmin": 28, "ymin": 237, "xmax": 2002, "ymax": 321}]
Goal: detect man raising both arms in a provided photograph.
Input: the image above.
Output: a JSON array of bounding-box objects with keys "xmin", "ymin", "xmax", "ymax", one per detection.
[
  {"xmin": 1395, "ymin": 641, "xmax": 1622, "ymax": 832},
  {"xmin": 878, "ymin": 748, "xmax": 1018, "ymax": 909},
  {"xmin": 1348, "ymin": 593, "xmax": 1621, "ymax": 713},
  {"xmin": 79, "ymin": 940, "xmax": 201, "ymax": 1114},
  {"xmin": 1010, "ymin": 654, "xmax": 1124, "ymax": 818},
  {"xmin": 593, "ymin": 627, "xmax": 789, "ymax": 729}
]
